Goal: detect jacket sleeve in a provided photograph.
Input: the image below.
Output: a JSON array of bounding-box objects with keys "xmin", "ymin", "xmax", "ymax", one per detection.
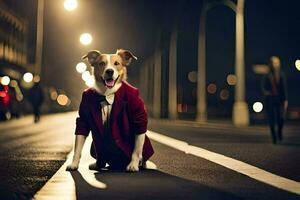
[
  {"xmin": 129, "ymin": 89, "xmax": 148, "ymax": 135},
  {"xmin": 75, "ymin": 92, "xmax": 90, "ymax": 136},
  {"xmin": 261, "ymin": 75, "xmax": 270, "ymax": 96}
]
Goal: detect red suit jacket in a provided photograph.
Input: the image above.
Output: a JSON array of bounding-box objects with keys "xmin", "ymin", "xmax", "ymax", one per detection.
[{"xmin": 75, "ymin": 81, "xmax": 154, "ymax": 161}]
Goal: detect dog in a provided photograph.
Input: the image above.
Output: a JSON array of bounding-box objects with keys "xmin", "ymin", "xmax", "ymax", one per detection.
[{"xmin": 66, "ymin": 49, "xmax": 154, "ymax": 172}]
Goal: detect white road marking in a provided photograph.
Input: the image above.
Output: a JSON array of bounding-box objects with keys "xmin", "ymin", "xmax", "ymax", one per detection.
[
  {"xmin": 33, "ymin": 136, "xmax": 107, "ymax": 200},
  {"xmin": 147, "ymin": 130, "xmax": 300, "ymax": 195}
]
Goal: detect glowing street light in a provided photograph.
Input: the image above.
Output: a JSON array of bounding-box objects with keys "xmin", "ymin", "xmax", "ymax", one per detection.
[
  {"xmin": 64, "ymin": 0, "xmax": 78, "ymax": 12},
  {"xmin": 80, "ymin": 33, "xmax": 92, "ymax": 45},
  {"xmin": 82, "ymin": 71, "xmax": 91, "ymax": 81},
  {"xmin": 253, "ymin": 102, "xmax": 263, "ymax": 113},
  {"xmin": 295, "ymin": 59, "xmax": 300, "ymax": 71},
  {"xmin": 76, "ymin": 62, "xmax": 87, "ymax": 73},
  {"xmin": 85, "ymin": 76, "xmax": 95, "ymax": 87},
  {"xmin": 23, "ymin": 72, "xmax": 34, "ymax": 83},
  {"xmin": 226, "ymin": 74, "xmax": 237, "ymax": 86},
  {"xmin": 187, "ymin": 71, "xmax": 197, "ymax": 83},
  {"xmin": 57, "ymin": 94, "xmax": 70, "ymax": 106},
  {"xmin": 1, "ymin": 76, "xmax": 10, "ymax": 85}
]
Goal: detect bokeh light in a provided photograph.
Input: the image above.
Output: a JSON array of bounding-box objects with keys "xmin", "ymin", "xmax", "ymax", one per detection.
[
  {"xmin": 187, "ymin": 71, "xmax": 197, "ymax": 83},
  {"xmin": 76, "ymin": 62, "xmax": 87, "ymax": 73},
  {"xmin": 253, "ymin": 102, "xmax": 263, "ymax": 113},
  {"xmin": 10, "ymin": 80, "xmax": 18, "ymax": 87},
  {"xmin": 64, "ymin": 0, "xmax": 78, "ymax": 11},
  {"xmin": 295, "ymin": 59, "xmax": 300, "ymax": 71},
  {"xmin": 23, "ymin": 72, "xmax": 33, "ymax": 83},
  {"xmin": 82, "ymin": 71, "xmax": 91, "ymax": 81},
  {"xmin": 80, "ymin": 33, "xmax": 92, "ymax": 45},
  {"xmin": 57, "ymin": 94, "xmax": 70, "ymax": 106},
  {"xmin": 1, "ymin": 76, "xmax": 10, "ymax": 85},
  {"xmin": 226, "ymin": 74, "xmax": 237, "ymax": 86},
  {"xmin": 85, "ymin": 76, "xmax": 95, "ymax": 87},
  {"xmin": 207, "ymin": 83, "xmax": 217, "ymax": 94},
  {"xmin": 220, "ymin": 89, "xmax": 229, "ymax": 100},
  {"xmin": 33, "ymin": 75, "xmax": 40, "ymax": 83}
]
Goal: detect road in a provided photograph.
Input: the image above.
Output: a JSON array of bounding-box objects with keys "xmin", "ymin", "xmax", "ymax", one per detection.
[{"xmin": 0, "ymin": 112, "xmax": 299, "ymax": 200}]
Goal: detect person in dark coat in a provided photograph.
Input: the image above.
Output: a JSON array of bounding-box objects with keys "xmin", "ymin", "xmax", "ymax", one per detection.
[
  {"xmin": 28, "ymin": 81, "xmax": 44, "ymax": 123},
  {"xmin": 262, "ymin": 56, "xmax": 288, "ymax": 144}
]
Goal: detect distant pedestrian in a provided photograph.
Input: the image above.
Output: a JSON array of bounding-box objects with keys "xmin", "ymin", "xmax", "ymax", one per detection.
[
  {"xmin": 262, "ymin": 56, "xmax": 288, "ymax": 144},
  {"xmin": 28, "ymin": 79, "xmax": 44, "ymax": 123}
]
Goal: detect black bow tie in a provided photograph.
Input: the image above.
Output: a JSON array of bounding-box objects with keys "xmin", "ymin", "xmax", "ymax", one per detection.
[{"xmin": 96, "ymin": 94, "xmax": 107, "ymax": 104}]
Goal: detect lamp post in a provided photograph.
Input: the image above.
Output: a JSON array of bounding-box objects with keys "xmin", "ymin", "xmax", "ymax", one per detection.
[
  {"xmin": 196, "ymin": 6, "xmax": 207, "ymax": 122},
  {"xmin": 168, "ymin": 29, "xmax": 178, "ymax": 120},
  {"xmin": 232, "ymin": 0, "xmax": 249, "ymax": 126},
  {"xmin": 35, "ymin": 0, "xmax": 44, "ymax": 76},
  {"xmin": 196, "ymin": 0, "xmax": 249, "ymax": 126}
]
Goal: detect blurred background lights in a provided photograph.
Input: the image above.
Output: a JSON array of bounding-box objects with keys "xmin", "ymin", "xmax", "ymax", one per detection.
[
  {"xmin": 49, "ymin": 87, "xmax": 58, "ymax": 101},
  {"xmin": 253, "ymin": 102, "xmax": 263, "ymax": 113},
  {"xmin": 207, "ymin": 83, "xmax": 217, "ymax": 94},
  {"xmin": 85, "ymin": 76, "xmax": 95, "ymax": 87},
  {"xmin": 220, "ymin": 89, "xmax": 229, "ymax": 100},
  {"xmin": 76, "ymin": 62, "xmax": 87, "ymax": 73},
  {"xmin": 295, "ymin": 59, "xmax": 300, "ymax": 71},
  {"xmin": 226, "ymin": 74, "xmax": 237, "ymax": 86},
  {"xmin": 187, "ymin": 71, "xmax": 197, "ymax": 83},
  {"xmin": 57, "ymin": 94, "xmax": 70, "ymax": 106},
  {"xmin": 82, "ymin": 71, "xmax": 91, "ymax": 81},
  {"xmin": 1, "ymin": 76, "xmax": 10, "ymax": 85},
  {"xmin": 10, "ymin": 80, "xmax": 18, "ymax": 87},
  {"xmin": 80, "ymin": 33, "xmax": 92, "ymax": 45},
  {"xmin": 23, "ymin": 72, "xmax": 33, "ymax": 83},
  {"xmin": 33, "ymin": 75, "xmax": 40, "ymax": 83},
  {"xmin": 64, "ymin": 0, "xmax": 78, "ymax": 11}
]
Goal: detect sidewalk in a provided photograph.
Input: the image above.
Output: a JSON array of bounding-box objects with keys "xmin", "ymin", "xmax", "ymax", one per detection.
[{"xmin": 149, "ymin": 118, "xmax": 300, "ymax": 133}]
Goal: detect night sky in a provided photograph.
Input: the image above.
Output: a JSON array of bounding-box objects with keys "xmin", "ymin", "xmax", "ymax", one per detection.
[{"xmin": 40, "ymin": 0, "xmax": 300, "ymax": 109}]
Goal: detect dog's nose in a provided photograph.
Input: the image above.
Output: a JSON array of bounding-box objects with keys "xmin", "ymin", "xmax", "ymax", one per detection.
[{"xmin": 105, "ymin": 69, "xmax": 114, "ymax": 77}]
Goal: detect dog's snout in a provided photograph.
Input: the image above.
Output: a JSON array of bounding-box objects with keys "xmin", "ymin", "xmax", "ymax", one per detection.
[{"xmin": 105, "ymin": 69, "xmax": 114, "ymax": 77}]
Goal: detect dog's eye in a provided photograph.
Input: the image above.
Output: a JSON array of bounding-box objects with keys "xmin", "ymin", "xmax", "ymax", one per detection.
[
  {"xmin": 114, "ymin": 61, "xmax": 120, "ymax": 66},
  {"xmin": 99, "ymin": 61, "xmax": 106, "ymax": 66}
]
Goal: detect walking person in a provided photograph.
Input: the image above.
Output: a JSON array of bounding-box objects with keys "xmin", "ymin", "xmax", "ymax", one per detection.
[
  {"xmin": 262, "ymin": 56, "xmax": 288, "ymax": 144},
  {"xmin": 28, "ymin": 80, "xmax": 44, "ymax": 123}
]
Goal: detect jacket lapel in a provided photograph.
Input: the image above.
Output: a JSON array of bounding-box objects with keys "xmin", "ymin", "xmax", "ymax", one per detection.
[{"xmin": 90, "ymin": 91, "xmax": 105, "ymax": 134}]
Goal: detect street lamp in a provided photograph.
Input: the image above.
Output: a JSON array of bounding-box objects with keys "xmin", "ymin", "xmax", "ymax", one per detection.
[
  {"xmin": 76, "ymin": 62, "xmax": 87, "ymax": 73},
  {"xmin": 81, "ymin": 71, "xmax": 91, "ymax": 81},
  {"xmin": 85, "ymin": 76, "xmax": 95, "ymax": 87},
  {"xmin": 1, "ymin": 76, "xmax": 10, "ymax": 86},
  {"xmin": 80, "ymin": 33, "xmax": 93, "ymax": 45},
  {"xmin": 23, "ymin": 72, "xmax": 34, "ymax": 83},
  {"xmin": 64, "ymin": 0, "xmax": 78, "ymax": 12},
  {"xmin": 253, "ymin": 102, "xmax": 263, "ymax": 113},
  {"xmin": 295, "ymin": 59, "xmax": 300, "ymax": 71}
]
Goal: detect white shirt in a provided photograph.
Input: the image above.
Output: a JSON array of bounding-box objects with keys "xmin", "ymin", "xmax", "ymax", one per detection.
[
  {"xmin": 100, "ymin": 94, "xmax": 114, "ymax": 125},
  {"xmin": 93, "ymin": 81, "xmax": 122, "ymax": 125}
]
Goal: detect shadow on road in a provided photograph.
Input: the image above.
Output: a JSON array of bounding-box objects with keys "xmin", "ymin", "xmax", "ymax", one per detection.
[{"xmin": 70, "ymin": 169, "xmax": 242, "ymax": 200}]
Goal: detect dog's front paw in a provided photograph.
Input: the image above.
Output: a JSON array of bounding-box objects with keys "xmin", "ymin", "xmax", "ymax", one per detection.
[
  {"xmin": 66, "ymin": 160, "xmax": 79, "ymax": 171},
  {"xmin": 126, "ymin": 159, "xmax": 139, "ymax": 172}
]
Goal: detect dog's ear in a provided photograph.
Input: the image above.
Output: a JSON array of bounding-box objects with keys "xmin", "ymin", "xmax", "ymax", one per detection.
[
  {"xmin": 82, "ymin": 50, "xmax": 101, "ymax": 66},
  {"xmin": 116, "ymin": 49, "xmax": 137, "ymax": 66}
]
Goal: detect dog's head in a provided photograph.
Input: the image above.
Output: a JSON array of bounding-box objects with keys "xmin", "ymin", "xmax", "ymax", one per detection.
[{"xmin": 82, "ymin": 49, "xmax": 137, "ymax": 89}]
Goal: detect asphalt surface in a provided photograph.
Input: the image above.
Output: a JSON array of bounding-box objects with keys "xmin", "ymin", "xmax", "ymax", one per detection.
[
  {"xmin": 0, "ymin": 112, "xmax": 299, "ymax": 200},
  {"xmin": 148, "ymin": 119, "xmax": 300, "ymax": 183},
  {"xmin": 0, "ymin": 113, "xmax": 74, "ymax": 199}
]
